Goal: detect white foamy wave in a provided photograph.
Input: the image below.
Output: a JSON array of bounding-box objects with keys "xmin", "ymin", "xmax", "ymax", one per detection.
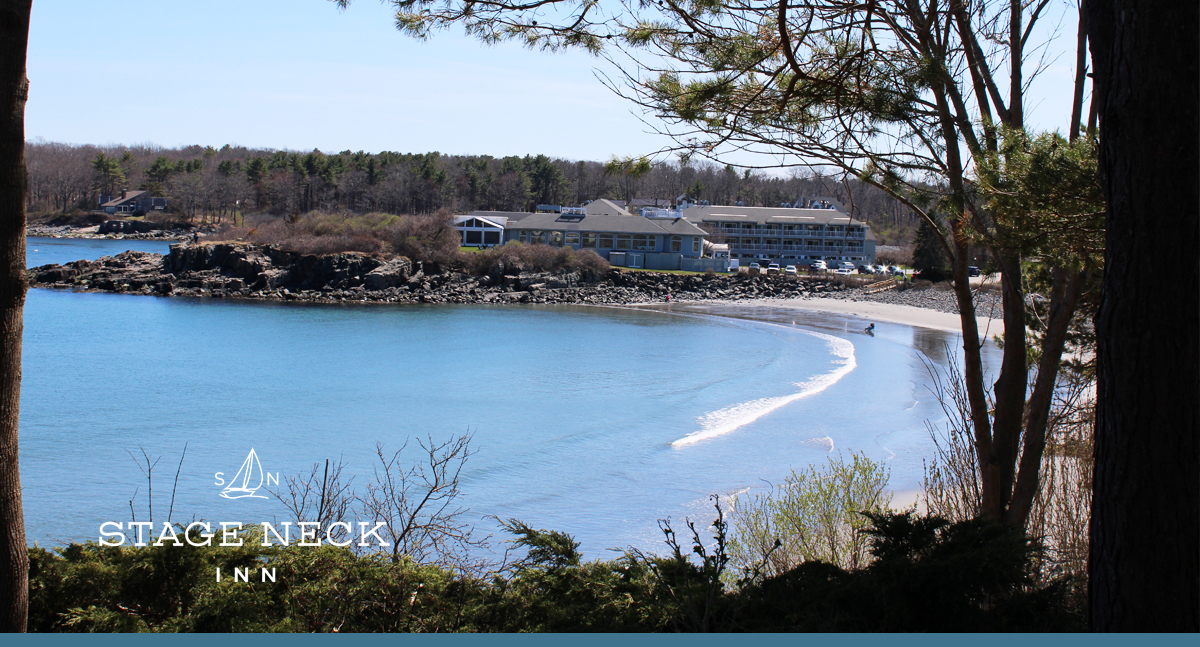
[
  {"xmin": 671, "ymin": 330, "xmax": 856, "ymax": 448},
  {"xmin": 800, "ymin": 436, "xmax": 835, "ymax": 451}
]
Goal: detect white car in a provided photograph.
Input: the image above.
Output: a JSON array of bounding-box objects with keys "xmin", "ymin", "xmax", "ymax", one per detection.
[
  {"xmin": 784, "ymin": 265, "xmax": 797, "ymax": 275},
  {"xmin": 809, "ymin": 260, "xmax": 827, "ymax": 271},
  {"xmin": 834, "ymin": 268, "xmax": 853, "ymax": 276},
  {"xmin": 767, "ymin": 262, "xmax": 781, "ymax": 274},
  {"xmin": 888, "ymin": 265, "xmax": 904, "ymax": 276}
]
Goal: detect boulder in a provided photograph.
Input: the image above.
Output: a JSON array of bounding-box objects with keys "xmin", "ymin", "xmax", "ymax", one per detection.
[{"xmin": 364, "ymin": 258, "xmax": 414, "ymax": 290}]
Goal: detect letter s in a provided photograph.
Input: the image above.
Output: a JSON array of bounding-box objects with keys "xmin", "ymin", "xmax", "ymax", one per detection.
[
  {"xmin": 214, "ymin": 472, "xmax": 224, "ymax": 486},
  {"xmin": 99, "ymin": 521, "xmax": 125, "ymax": 547}
]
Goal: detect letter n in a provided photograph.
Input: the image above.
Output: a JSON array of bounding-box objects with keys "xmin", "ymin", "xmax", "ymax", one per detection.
[
  {"xmin": 235, "ymin": 567, "xmax": 250, "ymax": 582},
  {"xmin": 261, "ymin": 568, "xmax": 276, "ymax": 583}
]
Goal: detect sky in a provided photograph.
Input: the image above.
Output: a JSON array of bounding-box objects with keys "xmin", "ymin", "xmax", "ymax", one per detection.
[{"xmin": 25, "ymin": 0, "xmax": 1085, "ymax": 166}]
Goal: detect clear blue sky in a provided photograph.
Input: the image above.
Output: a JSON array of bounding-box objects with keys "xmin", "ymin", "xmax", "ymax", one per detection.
[{"xmin": 25, "ymin": 0, "xmax": 1082, "ymax": 165}]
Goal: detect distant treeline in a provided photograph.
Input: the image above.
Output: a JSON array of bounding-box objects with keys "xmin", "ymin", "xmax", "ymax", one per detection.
[{"xmin": 24, "ymin": 140, "xmax": 922, "ymax": 244}]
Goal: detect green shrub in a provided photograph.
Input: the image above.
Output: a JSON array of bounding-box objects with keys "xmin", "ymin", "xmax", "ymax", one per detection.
[{"xmin": 728, "ymin": 452, "xmax": 892, "ymax": 577}]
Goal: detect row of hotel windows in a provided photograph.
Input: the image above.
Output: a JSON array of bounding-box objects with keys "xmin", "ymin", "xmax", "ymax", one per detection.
[
  {"xmin": 717, "ymin": 224, "xmax": 864, "ymax": 233},
  {"xmin": 516, "ymin": 230, "xmax": 700, "ymax": 253},
  {"xmin": 727, "ymin": 238, "xmax": 865, "ymax": 247}
]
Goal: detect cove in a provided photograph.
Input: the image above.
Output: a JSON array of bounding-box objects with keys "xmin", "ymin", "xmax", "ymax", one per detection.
[{"xmin": 21, "ymin": 237, "xmax": 996, "ymax": 557}]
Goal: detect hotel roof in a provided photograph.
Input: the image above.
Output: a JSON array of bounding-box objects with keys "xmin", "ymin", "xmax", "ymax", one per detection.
[{"xmin": 681, "ymin": 204, "xmax": 867, "ymax": 226}]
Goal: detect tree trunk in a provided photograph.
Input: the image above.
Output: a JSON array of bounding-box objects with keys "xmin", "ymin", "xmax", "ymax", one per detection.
[
  {"xmin": 0, "ymin": 0, "xmax": 31, "ymax": 633},
  {"xmin": 1087, "ymin": 0, "xmax": 1199, "ymax": 631}
]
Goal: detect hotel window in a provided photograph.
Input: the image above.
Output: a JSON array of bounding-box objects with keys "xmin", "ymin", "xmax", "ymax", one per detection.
[
  {"xmin": 670, "ymin": 235, "xmax": 682, "ymax": 252},
  {"xmin": 633, "ymin": 234, "xmax": 649, "ymax": 251},
  {"xmin": 598, "ymin": 233, "xmax": 614, "ymax": 248},
  {"xmin": 565, "ymin": 232, "xmax": 580, "ymax": 246},
  {"xmin": 550, "ymin": 231, "xmax": 563, "ymax": 247},
  {"xmin": 692, "ymin": 237, "xmax": 700, "ymax": 252},
  {"xmin": 519, "ymin": 231, "xmax": 528, "ymax": 243},
  {"xmin": 582, "ymin": 233, "xmax": 597, "ymax": 248},
  {"xmin": 616, "ymin": 234, "xmax": 632, "ymax": 250},
  {"xmin": 530, "ymin": 230, "xmax": 546, "ymax": 245}
]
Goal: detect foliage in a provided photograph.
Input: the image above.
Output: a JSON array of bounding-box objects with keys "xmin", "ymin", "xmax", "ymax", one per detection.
[
  {"xmin": 27, "ymin": 509, "xmax": 1080, "ymax": 632},
  {"xmin": 464, "ymin": 241, "xmax": 610, "ymax": 278},
  {"xmin": 26, "ymin": 141, "xmax": 927, "ymax": 240},
  {"xmin": 738, "ymin": 512, "xmax": 1082, "ymax": 631},
  {"xmin": 729, "ymin": 452, "xmax": 892, "ymax": 578},
  {"xmin": 911, "ymin": 218, "xmax": 949, "ymax": 282}
]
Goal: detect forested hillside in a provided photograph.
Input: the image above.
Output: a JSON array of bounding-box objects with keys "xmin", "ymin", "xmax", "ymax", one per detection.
[{"xmin": 24, "ymin": 140, "xmax": 920, "ymax": 245}]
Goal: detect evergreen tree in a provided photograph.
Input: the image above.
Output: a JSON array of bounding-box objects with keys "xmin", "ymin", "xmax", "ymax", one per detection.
[{"xmin": 911, "ymin": 218, "xmax": 948, "ymax": 281}]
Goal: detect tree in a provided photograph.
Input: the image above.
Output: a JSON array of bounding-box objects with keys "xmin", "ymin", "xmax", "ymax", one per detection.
[
  {"xmin": 602, "ymin": 155, "xmax": 651, "ymax": 204},
  {"xmin": 342, "ymin": 0, "xmax": 1099, "ymax": 529},
  {"xmin": 1085, "ymin": 0, "xmax": 1198, "ymax": 631},
  {"xmin": 0, "ymin": 0, "xmax": 31, "ymax": 632},
  {"xmin": 910, "ymin": 217, "xmax": 948, "ymax": 281},
  {"xmin": 91, "ymin": 152, "xmax": 125, "ymax": 197}
]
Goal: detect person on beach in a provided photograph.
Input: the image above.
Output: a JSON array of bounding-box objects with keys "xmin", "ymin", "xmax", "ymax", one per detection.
[{"xmin": 865, "ymin": 323, "xmax": 875, "ymax": 335}]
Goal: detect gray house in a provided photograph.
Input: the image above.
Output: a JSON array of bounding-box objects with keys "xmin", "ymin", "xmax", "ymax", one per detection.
[{"xmin": 98, "ymin": 190, "xmax": 168, "ymax": 216}]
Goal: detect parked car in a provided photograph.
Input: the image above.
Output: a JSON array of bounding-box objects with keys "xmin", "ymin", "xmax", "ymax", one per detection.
[
  {"xmin": 767, "ymin": 262, "xmax": 781, "ymax": 274},
  {"xmin": 809, "ymin": 260, "xmax": 827, "ymax": 271},
  {"xmin": 834, "ymin": 268, "xmax": 853, "ymax": 276},
  {"xmin": 784, "ymin": 265, "xmax": 798, "ymax": 275},
  {"xmin": 838, "ymin": 261, "xmax": 856, "ymax": 272},
  {"xmin": 968, "ymin": 265, "xmax": 981, "ymax": 277},
  {"xmin": 888, "ymin": 265, "xmax": 904, "ymax": 276},
  {"xmin": 857, "ymin": 264, "xmax": 873, "ymax": 274},
  {"xmin": 871, "ymin": 264, "xmax": 887, "ymax": 274},
  {"xmin": 748, "ymin": 262, "xmax": 760, "ymax": 273}
]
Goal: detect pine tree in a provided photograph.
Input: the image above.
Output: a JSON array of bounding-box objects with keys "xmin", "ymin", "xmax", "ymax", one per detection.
[{"xmin": 911, "ymin": 218, "xmax": 948, "ymax": 282}]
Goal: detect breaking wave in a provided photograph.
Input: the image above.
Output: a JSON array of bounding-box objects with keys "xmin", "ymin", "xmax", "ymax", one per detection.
[{"xmin": 670, "ymin": 330, "xmax": 856, "ymax": 448}]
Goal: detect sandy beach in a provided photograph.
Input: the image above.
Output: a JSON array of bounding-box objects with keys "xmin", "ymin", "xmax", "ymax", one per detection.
[{"xmin": 736, "ymin": 296, "xmax": 1004, "ymax": 335}]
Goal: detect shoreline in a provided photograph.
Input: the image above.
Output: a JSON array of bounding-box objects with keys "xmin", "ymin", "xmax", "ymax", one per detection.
[
  {"xmin": 634, "ymin": 296, "xmax": 1000, "ymax": 335},
  {"xmin": 735, "ymin": 296, "xmax": 1001, "ymax": 334},
  {"xmin": 28, "ymin": 240, "xmax": 1002, "ymax": 335},
  {"xmin": 28, "ymin": 226, "xmax": 194, "ymax": 241}
]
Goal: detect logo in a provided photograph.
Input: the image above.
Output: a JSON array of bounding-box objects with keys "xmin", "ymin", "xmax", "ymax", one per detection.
[{"xmin": 214, "ymin": 448, "xmax": 278, "ymax": 499}]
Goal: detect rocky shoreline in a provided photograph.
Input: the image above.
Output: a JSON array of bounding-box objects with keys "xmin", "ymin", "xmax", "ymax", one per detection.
[
  {"xmin": 27, "ymin": 224, "xmax": 201, "ymax": 241},
  {"xmin": 27, "ymin": 241, "xmax": 999, "ymax": 314},
  {"xmin": 26, "ymin": 242, "xmax": 856, "ymax": 305}
]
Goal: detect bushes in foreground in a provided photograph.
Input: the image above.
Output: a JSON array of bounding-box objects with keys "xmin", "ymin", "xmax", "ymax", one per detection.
[{"xmin": 28, "ymin": 510, "xmax": 1082, "ymax": 632}]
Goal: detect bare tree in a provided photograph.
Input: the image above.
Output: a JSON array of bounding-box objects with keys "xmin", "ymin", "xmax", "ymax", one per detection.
[
  {"xmin": 360, "ymin": 434, "xmax": 487, "ymax": 569},
  {"xmin": 271, "ymin": 457, "xmax": 356, "ymax": 544}
]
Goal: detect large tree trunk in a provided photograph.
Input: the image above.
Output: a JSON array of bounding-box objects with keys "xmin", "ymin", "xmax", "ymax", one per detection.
[
  {"xmin": 1086, "ymin": 0, "xmax": 1199, "ymax": 632},
  {"xmin": 0, "ymin": 0, "xmax": 31, "ymax": 633}
]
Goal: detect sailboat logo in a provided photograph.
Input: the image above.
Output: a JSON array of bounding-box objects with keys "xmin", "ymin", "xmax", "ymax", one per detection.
[{"xmin": 215, "ymin": 448, "xmax": 277, "ymax": 499}]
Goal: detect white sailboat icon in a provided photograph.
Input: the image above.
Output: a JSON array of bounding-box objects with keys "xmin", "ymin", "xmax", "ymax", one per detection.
[{"xmin": 220, "ymin": 448, "xmax": 268, "ymax": 499}]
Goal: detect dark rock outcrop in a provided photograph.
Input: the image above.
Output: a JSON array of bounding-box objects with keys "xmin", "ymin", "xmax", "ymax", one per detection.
[{"xmin": 28, "ymin": 242, "xmax": 871, "ymax": 306}]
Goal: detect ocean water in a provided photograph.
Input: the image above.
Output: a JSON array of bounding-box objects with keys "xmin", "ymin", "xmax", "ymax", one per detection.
[{"xmin": 21, "ymin": 237, "xmax": 998, "ymax": 557}]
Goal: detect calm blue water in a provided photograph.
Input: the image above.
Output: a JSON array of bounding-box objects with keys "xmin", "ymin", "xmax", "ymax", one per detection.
[{"xmin": 21, "ymin": 237, "xmax": 997, "ymax": 556}]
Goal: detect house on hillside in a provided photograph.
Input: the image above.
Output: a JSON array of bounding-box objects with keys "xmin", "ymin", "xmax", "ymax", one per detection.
[{"xmin": 98, "ymin": 190, "xmax": 168, "ymax": 216}]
